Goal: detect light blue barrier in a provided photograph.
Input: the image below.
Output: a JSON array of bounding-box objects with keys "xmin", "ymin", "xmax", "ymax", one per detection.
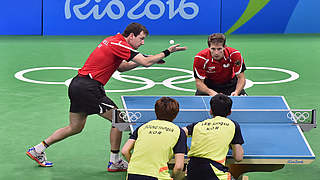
[{"xmin": 0, "ymin": 0, "xmax": 319, "ymax": 35}]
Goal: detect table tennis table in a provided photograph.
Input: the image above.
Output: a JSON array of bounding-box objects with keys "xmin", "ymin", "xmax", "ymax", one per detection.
[{"xmin": 118, "ymin": 96, "xmax": 316, "ymax": 177}]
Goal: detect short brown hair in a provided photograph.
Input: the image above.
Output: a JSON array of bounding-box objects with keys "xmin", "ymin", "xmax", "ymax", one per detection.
[
  {"xmin": 207, "ymin": 33, "xmax": 226, "ymax": 47},
  {"xmin": 122, "ymin": 22, "xmax": 149, "ymax": 37},
  {"xmin": 155, "ymin": 97, "xmax": 179, "ymax": 122},
  {"xmin": 210, "ymin": 94, "xmax": 232, "ymax": 117}
]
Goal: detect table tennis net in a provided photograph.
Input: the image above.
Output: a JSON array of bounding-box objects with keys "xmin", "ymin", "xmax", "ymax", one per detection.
[{"xmin": 112, "ymin": 108, "xmax": 315, "ymax": 125}]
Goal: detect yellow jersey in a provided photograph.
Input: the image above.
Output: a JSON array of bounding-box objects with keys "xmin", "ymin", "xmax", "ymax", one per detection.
[{"xmin": 128, "ymin": 120, "xmax": 187, "ymax": 180}]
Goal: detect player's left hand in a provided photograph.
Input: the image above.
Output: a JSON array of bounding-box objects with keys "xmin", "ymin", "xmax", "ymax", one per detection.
[{"xmin": 168, "ymin": 44, "xmax": 187, "ymax": 53}]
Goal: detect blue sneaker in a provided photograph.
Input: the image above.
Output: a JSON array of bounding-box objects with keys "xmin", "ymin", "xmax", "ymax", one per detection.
[
  {"xmin": 107, "ymin": 159, "xmax": 128, "ymax": 172},
  {"xmin": 26, "ymin": 147, "xmax": 53, "ymax": 167}
]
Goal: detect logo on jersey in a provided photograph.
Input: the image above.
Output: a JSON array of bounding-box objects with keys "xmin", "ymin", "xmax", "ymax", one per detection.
[
  {"xmin": 98, "ymin": 40, "xmax": 109, "ymax": 48},
  {"xmin": 208, "ymin": 66, "xmax": 216, "ymax": 70},
  {"xmin": 223, "ymin": 63, "xmax": 230, "ymax": 68},
  {"xmin": 206, "ymin": 66, "xmax": 216, "ymax": 73}
]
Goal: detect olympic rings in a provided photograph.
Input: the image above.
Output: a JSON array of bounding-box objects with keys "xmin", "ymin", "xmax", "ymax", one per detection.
[
  {"xmin": 118, "ymin": 111, "xmax": 142, "ymax": 122},
  {"xmin": 108, "ymin": 71, "xmax": 155, "ymax": 92},
  {"xmin": 130, "ymin": 67, "xmax": 195, "ymax": 92},
  {"xmin": 14, "ymin": 66, "xmax": 300, "ymax": 93},
  {"xmin": 287, "ymin": 112, "xmax": 310, "ymax": 123},
  {"xmin": 14, "ymin": 67, "xmax": 79, "ymax": 85},
  {"xmin": 246, "ymin": 67, "xmax": 299, "ymax": 84}
]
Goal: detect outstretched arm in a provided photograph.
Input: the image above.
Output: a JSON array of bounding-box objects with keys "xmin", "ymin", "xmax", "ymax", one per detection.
[
  {"xmin": 117, "ymin": 53, "xmax": 166, "ymax": 72},
  {"xmin": 132, "ymin": 44, "xmax": 187, "ymax": 67},
  {"xmin": 117, "ymin": 61, "xmax": 140, "ymax": 72},
  {"xmin": 118, "ymin": 44, "xmax": 187, "ymax": 72}
]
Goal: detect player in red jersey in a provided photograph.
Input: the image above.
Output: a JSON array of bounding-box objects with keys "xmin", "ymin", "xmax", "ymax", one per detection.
[
  {"xmin": 26, "ymin": 23, "xmax": 187, "ymax": 171},
  {"xmin": 193, "ymin": 33, "xmax": 247, "ymax": 96}
]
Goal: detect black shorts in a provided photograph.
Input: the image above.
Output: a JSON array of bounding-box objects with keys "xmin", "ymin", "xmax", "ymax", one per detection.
[
  {"xmin": 68, "ymin": 75, "xmax": 117, "ymax": 115},
  {"xmin": 187, "ymin": 157, "xmax": 230, "ymax": 180},
  {"xmin": 127, "ymin": 174, "xmax": 157, "ymax": 180},
  {"xmin": 195, "ymin": 77, "xmax": 247, "ymax": 96}
]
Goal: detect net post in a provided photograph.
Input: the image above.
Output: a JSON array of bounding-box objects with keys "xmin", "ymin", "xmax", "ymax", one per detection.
[
  {"xmin": 312, "ymin": 109, "xmax": 317, "ymax": 128},
  {"xmin": 111, "ymin": 109, "xmax": 132, "ymax": 132},
  {"xmin": 299, "ymin": 109, "xmax": 317, "ymax": 132}
]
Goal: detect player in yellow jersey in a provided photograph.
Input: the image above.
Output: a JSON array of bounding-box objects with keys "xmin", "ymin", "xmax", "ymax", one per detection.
[
  {"xmin": 121, "ymin": 97, "xmax": 187, "ymax": 180},
  {"xmin": 183, "ymin": 94, "xmax": 244, "ymax": 180}
]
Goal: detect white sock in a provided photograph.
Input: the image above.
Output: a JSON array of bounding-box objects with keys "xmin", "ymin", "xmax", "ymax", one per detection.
[
  {"xmin": 34, "ymin": 142, "xmax": 47, "ymax": 153},
  {"xmin": 110, "ymin": 152, "xmax": 120, "ymax": 163}
]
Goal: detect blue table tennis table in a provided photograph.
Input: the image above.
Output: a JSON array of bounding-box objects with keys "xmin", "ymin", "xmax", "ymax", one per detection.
[{"xmin": 120, "ymin": 96, "xmax": 315, "ymax": 177}]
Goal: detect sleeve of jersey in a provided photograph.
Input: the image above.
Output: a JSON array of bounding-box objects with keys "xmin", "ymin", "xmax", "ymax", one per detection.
[
  {"xmin": 173, "ymin": 128, "xmax": 188, "ymax": 154},
  {"xmin": 129, "ymin": 126, "xmax": 141, "ymax": 140},
  {"xmin": 231, "ymin": 120, "xmax": 244, "ymax": 145},
  {"xmin": 186, "ymin": 122, "xmax": 198, "ymax": 136},
  {"xmin": 110, "ymin": 41, "xmax": 139, "ymax": 61},
  {"xmin": 231, "ymin": 51, "xmax": 246, "ymax": 75},
  {"xmin": 193, "ymin": 56, "xmax": 207, "ymax": 79}
]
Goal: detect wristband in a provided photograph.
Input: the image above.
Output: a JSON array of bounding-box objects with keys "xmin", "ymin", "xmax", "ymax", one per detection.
[{"xmin": 162, "ymin": 49, "xmax": 170, "ymax": 57}]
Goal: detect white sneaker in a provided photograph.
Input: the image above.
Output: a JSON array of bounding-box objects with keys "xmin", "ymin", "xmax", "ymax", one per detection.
[
  {"xmin": 26, "ymin": 147, "xmax": 53, "ymax": 167},
  {"xmin": 107, "ymin": 159, "xmax": 128, "ymax": 172}
]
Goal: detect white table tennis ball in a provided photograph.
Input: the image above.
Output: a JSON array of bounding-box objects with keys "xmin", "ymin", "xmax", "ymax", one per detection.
[{"xmin": 169, "ymin": 40, "xmax": 175, "ymax": 44}]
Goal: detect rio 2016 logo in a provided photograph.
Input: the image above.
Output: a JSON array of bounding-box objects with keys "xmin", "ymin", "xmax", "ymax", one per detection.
[
  {"xmin": 64, "ymin": 0, "xmax": 199, "ymax": 20},
  {"xmin": 63, "ymin": 0, "xmax": 273, "ymax": 34}
]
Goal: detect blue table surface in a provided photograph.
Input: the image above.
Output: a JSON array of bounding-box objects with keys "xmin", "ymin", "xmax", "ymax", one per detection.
[
  {"xmin": 122, "ymin": 96, "xmax": 289, "ymax": 110},
  {"xmin": 122, "ymin": 96, "xmax": 315, "ymax": 160}
]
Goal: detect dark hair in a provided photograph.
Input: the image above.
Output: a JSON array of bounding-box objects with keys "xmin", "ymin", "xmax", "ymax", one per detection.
[
  {"xmin": 207, "ymin": 33, "xmax": 226, "ymax": 47},
  {"xmin": 155, "ymin": 97, "xmax": 179, "ymax": 122},
  {"xmin": 210, "ymin": 94, "xmax": 232, "ymax": 117},
  {"xmin": 122, "ymin": 22, "xmax": 149, "ymax": 37}
]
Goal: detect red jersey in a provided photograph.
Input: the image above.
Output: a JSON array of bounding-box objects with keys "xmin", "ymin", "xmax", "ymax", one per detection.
[
  {"xmin": 193, "ymin": 47, "xmax": 245, "ymax": 84},
  {"xmin": 78, "ymin": 33, "xmax": 138, "ymax": 85}
]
